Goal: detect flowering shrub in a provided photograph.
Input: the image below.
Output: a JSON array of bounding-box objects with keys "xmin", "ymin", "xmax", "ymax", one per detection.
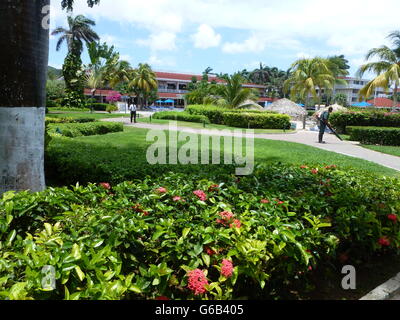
[{"xmin": 0, "ymin": 165, "xmax": 399, "ymax": 300}]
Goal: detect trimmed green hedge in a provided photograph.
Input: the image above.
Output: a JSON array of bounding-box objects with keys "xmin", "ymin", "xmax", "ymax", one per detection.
[
  {"xmin": 186, "ymin": 105, "xmax": 275, "ymax": 125},
  {"xmin": 348, "ymin": 126, "xmax": 400, "ymax": 146},
  {"xmin": 153, "ymin": 111, "xmax": 210, "ymax": 124},
  {"xmin": 223, "ymin": 112, "xmax": 291, "ymax": 129},
  {"xmin": 330, "ymin": 111, "xmax": 400, "ymax": 133},
  {"xmin": 48, "ymin": 107, "xmax": 90, "ymax": 112},
  {"xmin": 45, "ymin": 117, "xmax": 96, "ymax": 124},
  {"xmin": 88, "ymin": 103, "xmax": 116, "ymax": 111},
  {"xmin": 48, "ymin": 122, "xmax": 124, "ymax": 138}
]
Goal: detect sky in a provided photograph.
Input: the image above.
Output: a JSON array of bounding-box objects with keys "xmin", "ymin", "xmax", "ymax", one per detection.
[{"xmin": 49, "ymin": 0, "xmax": 400, "ymax": 78}]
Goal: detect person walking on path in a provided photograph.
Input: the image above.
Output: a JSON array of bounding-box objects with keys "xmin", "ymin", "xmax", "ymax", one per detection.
[
  {"xmin": 317, "ymin": 107, "xmax": 333, "ymax": 144},
  {"xmin": 129, "ymin": 102, "xmax": 137, "ymax": 123}
]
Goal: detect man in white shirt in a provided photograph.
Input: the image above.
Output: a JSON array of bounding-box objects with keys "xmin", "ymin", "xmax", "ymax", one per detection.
[{"xmin": 129, "ymin": 103, "xmax": 137, "ymax": 123}]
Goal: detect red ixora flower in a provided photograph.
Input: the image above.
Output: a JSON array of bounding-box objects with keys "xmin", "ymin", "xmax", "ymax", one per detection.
[
  {"xmin": 187, "ymin": 269, "xmax": 208, "ymax": 295},
  {"xmin": 378, "ymin": 237, "xmax": 391, "ymax": 247},
  {"xmin": 156, "ymin": 187, "xmax": 167, "ymax": 194},
  {"xmin": 155, "ymin": 296, "xmax": 169, "ymax": 300},
  {"xmin": 300, "ymin": 165, "xmax": 309, "ymax": 169},
  {"xmin": 100, "ymin": 182, "xmax": 111, "ymax": 190},
  {"xmin": 261, "ymin": 199, "xmax": 270, "ymax": 204},
  {"xmin": 173, "ymin": 196, "xmax": 184, "ymax": 202},
  {"xmin": 230, "ymin": 219, "xmax": 241, "ymax": 229},
  {"xmin": 193, "ymin": 190, "xmax": 207, "ymax": 201},
  {"xmin": 208, "ymin": 184, "xmax": 219, "ymax": 192},
  {"xmin": 388, "ymin": 214, "xmax": 398, "ymax": 223},
  {"xmin": 311, "ymin": 168, "xmax": 319, "ymax": 175},
  {"xmin": 221, "ymin": 259, "xmax": 234, "ymax": 278},
  {"xmin": 204, "ymin": 246, "xmax": 217, "ymax": 256}
]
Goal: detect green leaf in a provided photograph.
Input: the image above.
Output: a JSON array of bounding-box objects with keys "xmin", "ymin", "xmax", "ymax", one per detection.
[
  {"xmin": 129, "ymin": 285, "xmax": 142, "ymax": 293},
  {"xmin": 152, "ymin": 230, "xmax": 165, "ymax": 241},
  {"xmin": 182, "ymin": 227, "xmax": 191, "ymax": 239},
  {"xmin": 44, "ymin": 223, "xmax": 52, "ymax": 236},
  {"xmin": 202, "ymin": 253, "xmax": 210, "ymax": 267},
  {"xmin": 6, "ymin": 230, "xmax": 16, "ymax": 246},
  {"xmin": 75, "ymin": 266, "xmax": 85, "ymax": 281},
  {"xmin": 71, "ymin": 243, "xmax": 81, "ymax": 260},
  {"xmin": 152, "ymin": 278, "xmax": 160, "ymax": 286}
]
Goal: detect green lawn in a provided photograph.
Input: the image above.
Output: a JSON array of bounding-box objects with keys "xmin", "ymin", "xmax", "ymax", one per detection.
[
  {"xmin": 362, "ymin": 145, "xmax": 400, "ymax": 157},
  {"xmin": 49, "ymin": 126, "xmax": 399, "ymax": 178},
  {"xmin": 47, "ymin": 111, "xmax": 127, "ymax": 120}
]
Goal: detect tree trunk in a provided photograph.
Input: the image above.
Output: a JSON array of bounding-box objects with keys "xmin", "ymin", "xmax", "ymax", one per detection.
[
  {"xmin": 0, "ymin": 0, "xmax": 49, "ymax": 195},
  {"xmin": 393, "ymin": 84, "xmax": 398, "ymax": 109}
]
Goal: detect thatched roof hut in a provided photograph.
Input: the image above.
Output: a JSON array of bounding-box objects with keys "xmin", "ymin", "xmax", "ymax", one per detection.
[
  {"xmin": 314, "ymin": 104, "xmax": 347, "ymax": 117},
  {"xmin": 239, "ymin": 100, "xmax": 264, "ymax": 110},
  {"xmin": 265, "ymin": 98, "xmax": 307, "ymax": 120}
]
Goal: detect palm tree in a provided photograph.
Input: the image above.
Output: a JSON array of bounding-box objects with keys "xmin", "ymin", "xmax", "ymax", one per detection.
[
  {"xmin": 217, "ymin": 73, "xmax": 259, "ymax": 109},
  {"xmin": 250, "ymin": 63, "xmax": 271, "ymax": 84},
  {"xmin": 358, "ymin": 31, "xmax": 400, "ymax": 107},
  {"xmin": 283, "ymin": 58, "xmax": 335, "ymax": 107},
  {"xmin": 129, "ymin": 64, "xmax": 158, "ymax": 109},
  {"xmin": 52, "ymin": 15, "xmax": 99, "ymax": 98},
  {"xmin": 0, "ymin": 0, "xmax": 100, "ymax": 194}
]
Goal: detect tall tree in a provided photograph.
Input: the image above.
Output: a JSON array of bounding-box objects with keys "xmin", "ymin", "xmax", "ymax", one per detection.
[
  {"xmin": 52, "ymin": 15, "xmax": 99, "ymax": 107},
  {"xmin": 0, "ymin": 0, "xmax": 100, "ymax": 195},
  {"xmin": 250, "ymin": 63, "xmax": 270, "ymax": 84},
  {"xmin": 358, "ymin": 31, "xmax": 400, "ymax": 107},
  {"xmin": 283, "ymin": 58, "xmax": 335, "ymax": 107},
  {"xmin": 129, "ymin": 63, "xmax": 158, "ymax": 109}
]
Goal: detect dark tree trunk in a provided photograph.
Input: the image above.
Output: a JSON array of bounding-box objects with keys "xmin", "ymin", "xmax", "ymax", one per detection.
[{"xmin": 0, "ymin": 0, "xmax": 49, "ymax": 194}]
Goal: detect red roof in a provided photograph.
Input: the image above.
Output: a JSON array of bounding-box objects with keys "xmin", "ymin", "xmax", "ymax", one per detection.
[
  {"xmin": 154, "ymin": 71, "xmax": 265, "ymax": 88},
  {"xmin": 367, "ymin": 97, "xmax": 400, "ymax": 108},
  {"xmin": 84, "ymin": 89, "xmax": 121, "ymax": 96},
  {"xmin": 258, "ymin": 97, "xmax": 274, "ymax": 102}
]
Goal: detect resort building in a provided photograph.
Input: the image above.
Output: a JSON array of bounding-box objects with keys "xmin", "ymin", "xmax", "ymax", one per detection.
[
  {"xmin": 333, "ymin": 77, "xmax": 394, "ymax": 105},
  {"xmin": 84, "ymin": 71, "xmax": 272, "ymax": 107}
]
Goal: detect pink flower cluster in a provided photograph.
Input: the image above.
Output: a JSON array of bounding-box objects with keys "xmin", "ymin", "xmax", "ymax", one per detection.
[
  {"xmin": 156, "ymin": 187, "xmax": 167, "ymax": 194},
  {"xmin": 379, "ymin": 237, "xmax": 391, "ymax": 247},
  {"xmin": 187, "ymin": 269, "xmax": 208, "ymax": 295},
  {"xmin": 388, "ymin": 214, "xmax": 398, "ymax": 223},
  {"xmin": 221, "ymin": 259, "xmax": 234, "ymax": 278},
  {"xmin": 216, "ymin": 211, "xmax": 241, "ymax": 229},
  {"xmin": 193, "ymin": 190, "xmax": 207, "ymax": 201},
  {"xmin": 100, "ymin": 182, "xmax": 111, "ymax": 190},
  {"xmin": 173, "ymin": 196, "xmax": 185, "ymax": 202}
]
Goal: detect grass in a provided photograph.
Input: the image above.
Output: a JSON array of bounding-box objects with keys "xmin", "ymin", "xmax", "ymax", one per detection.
[
  {"xmin": 47, "ymin": 126, "xmax": 399, "ymax": 183},
  {"xmin": 47, "ymin": 111, "xmax": 127, "ymax": 120},
  {"xmin": 362, "ymin": 145, "xmax": 400, "ymax": 157}
]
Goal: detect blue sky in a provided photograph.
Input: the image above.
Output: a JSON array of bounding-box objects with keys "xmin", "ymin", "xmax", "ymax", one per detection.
[{"xmin": 49, "ymin": 0, "xmax": 400, "ymax": 77}]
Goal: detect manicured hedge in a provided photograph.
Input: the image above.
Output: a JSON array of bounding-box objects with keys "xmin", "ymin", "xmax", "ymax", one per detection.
[
  {"xmin": 186, "ymin": 105, "xmax": 274, "ymax": 125},
  {"xmin": 153, "ymin": 111, "xmax": 210, "ymax": 124},
  {"xmin": 87, "ymin": 103, "xmax": 116, "ymax": 111},
  {"xmin": 223, "ymin": 112, "xmax": 291, "ymax": 129},
  {"xmin": 48, "ymin": 122, "xmax": 123, "ymax": 138},
  {"xmin": 1, "ymin": 165, "xmax": 399, "ymax": 300},
  {"xmin": 348, "ymin": 126, "xmax": 400, "ymax": 146},
  {"xmin": 330, "ymin": 111, "xmax": 400, "ymax": 133},
  {"xmin": 45, "ymin": 117, "xmax": 96, "ymax": 124},
  {"xmin": 48, "ymin": 107, "xmax": 90, "ymax": 112}
]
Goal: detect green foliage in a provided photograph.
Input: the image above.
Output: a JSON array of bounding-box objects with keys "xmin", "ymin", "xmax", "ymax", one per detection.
[
  {"xmin": 46, "ymin": 79, "xmax": 66, "ymax": 102},
  {"xmin": 330, "ymin": 111, "xmax": 400, "ymax": 133},
  {"xmin": 45, "ymin": 117, "xmax": 96, "ymax": 124},
  {"xmin": 1, "ymin": 165, "xmax": 399, "ymax": 300},
  {"xmin": 186, "ymin": 105, "xmax": 273, "ymax": 125},
  {"xmin": 86, "ymin": 103, "xmax": 114, "ymax": 111},
  {"xmin": 152, "ymin": 111, "xmax": 210, "ymax": 124},
  {"xmin": 222, "ymin": 113, "xmax": 291, "ymax": 129},
  {"xmin": 106, "ymin": 105, "xmax": 119, "ymax": 113},
  {"xmin": 47, "ymin": 122, "xmax": 123, "ymax": 138},
  {"xmin": 348, "ymin": 126, "xmax": 400, "ymax": 146},
  {"xmin": 62, "ymin": 89, "xmax": 86, "ymax": 109},
  {"xmin": 48, "ymin": 107, "xmax": 90, "ymax": 112}
]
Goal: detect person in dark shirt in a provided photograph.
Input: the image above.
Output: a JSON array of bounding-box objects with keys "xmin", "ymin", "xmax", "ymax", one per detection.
[{"xmin": 317, "ymin": 107, "xmax": 333, "ymax": 144}]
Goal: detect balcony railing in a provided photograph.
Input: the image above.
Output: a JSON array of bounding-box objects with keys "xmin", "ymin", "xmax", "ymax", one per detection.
[{"xmin": 158, "ymin": 88, "xmax": 189, "ymax": 94}]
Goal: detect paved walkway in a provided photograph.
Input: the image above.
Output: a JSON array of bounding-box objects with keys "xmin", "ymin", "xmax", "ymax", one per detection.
[{"xmin": 103, "ymin": 117, "xmax": 400, "ymax": 172}]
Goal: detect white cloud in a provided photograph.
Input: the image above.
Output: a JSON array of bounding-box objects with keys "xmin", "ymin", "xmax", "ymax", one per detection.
[
  {"xmin": 148, "ymin": 55, "xmax": 176, "ymax": 68},
  {"xmin": 136, "ymin": 32, "xmax": 177, "ymax": 52},
  {"xmin": 191, "ymin": 24, "xmax": 221, "ymax": 49},
  {"xmin": 223, "ymin": 34, "xmax": 267, "ymax": 54}
]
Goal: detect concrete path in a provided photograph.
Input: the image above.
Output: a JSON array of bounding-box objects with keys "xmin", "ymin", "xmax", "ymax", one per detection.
[{"xmin": 103, "ymin": 117, "xmax": 400, "ymax": 172}]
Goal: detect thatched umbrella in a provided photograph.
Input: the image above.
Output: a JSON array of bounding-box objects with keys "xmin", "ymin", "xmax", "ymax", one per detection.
[
  {"xmin": 265, "ymin": 98, "xmax": 307, "ymax": 120},
  {"xmin": 314, "ymin": 103, "xmax": 347, "ymax": 117}
]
